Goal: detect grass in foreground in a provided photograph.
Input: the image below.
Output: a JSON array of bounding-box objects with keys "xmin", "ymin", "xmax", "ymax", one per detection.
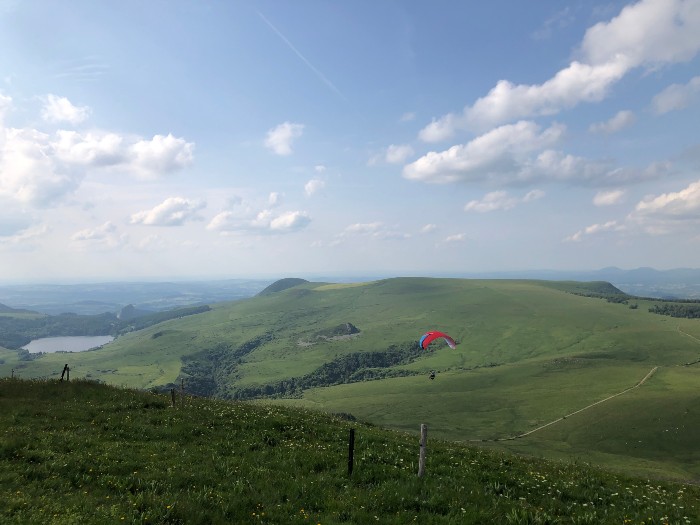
[{"xmin": 1, "ymin": 378, "xmax": 699, "ymax": 524}]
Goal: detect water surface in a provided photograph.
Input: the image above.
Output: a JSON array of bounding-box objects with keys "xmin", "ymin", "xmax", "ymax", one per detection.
[{"xmin": 22, "ymin": 335, "xmax": 114, "ymax": 353}]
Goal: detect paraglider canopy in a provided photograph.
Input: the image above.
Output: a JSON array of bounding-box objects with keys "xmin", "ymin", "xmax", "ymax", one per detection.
[{"xmin": 419, "ymin": 331, "xmax": 456, "ymax": 350}]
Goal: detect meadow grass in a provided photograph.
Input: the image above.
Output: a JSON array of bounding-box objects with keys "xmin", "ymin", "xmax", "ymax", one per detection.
[
  {"xmin": 2, "ymin": 378, "xmax": 700, "ymax": 524},
  {"xmin": 4, "ymin": 278, "xmax": 700, "ymax": 484}
]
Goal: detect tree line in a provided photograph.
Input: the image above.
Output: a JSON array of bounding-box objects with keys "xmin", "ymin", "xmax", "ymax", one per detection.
[{"xmin": 0, "ymin": 305, "xmax": 211, "ymax": 349}]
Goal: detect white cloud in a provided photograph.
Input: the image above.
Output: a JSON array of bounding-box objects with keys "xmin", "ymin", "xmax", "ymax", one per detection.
[
  {"xmin": 71, "ymin": 221, "xmax": 128, "ymax": 249},
  {"xmin": 314, "ymin": 164, "xmax": 326, "ymax": 173},
  {"xmin": 419, "ymin": 113, "xmax": 461, "ymax": 143},
  {"xmin": 466, "ymin": 59, "xmax": 629, "ymax": 130},
  {"xmin": 628, "ymin": 178, "xmax": 700, "ymax": 234},
  {"xmin": 400, "ymin": 112, "xmax": 416, "ymax": 122},
  {"xmin": 130, "ymin": 197, "xmax": 205, "ymax": 226},
  {"xmin": 305, "ymin": 178, "xmax": 325, "ymax": 196},
  {"xmin": 0, "ymin": 123, "xmax": 194, "ymax": 208},
  {"xmin": 268, "ymin": 192, "xmax": 281, "ymax": 207},
  {"xmin": 0, "ymin": 223, "xmax": 49, "ymax": 245},
  {"xmin": 465, "ymin": 189, "xmax": 544, "ymax": 212},
  {"xmin": 444, "ymin": 233, "xmax": 466, "ymax": 242},
  {"xmin": 53, "ymin": 130, "xmax": 126, "ymax": 166},
  {"xmin": 564, "ymin": 220, "xmax": 623, "ymax": 242},
  {"xmin": 129, "ymin": 134, "xmax": 194, "ymax": 179},
  {"xmin": 41, "ymin": 94, "xmax": 90, "ymax": 124},
  {"xmin": 385, "ymin": 144, "xmax": 414, "ymax": 164},
  {"xmin": 589, "ymin": 110, "xmax": 636, "ymax": 134},
  {"xmin": 652, "ymin": 76, "xmax": 700, "ymax": 114},
  {"xmin": 594, "ymin": 189, "xmax": 625, "ymax": 206},
  {"xmin": 264, "ymin": 121, "xmax": 304, "ymax": 155},
  {"xmin": 207, "ymin": 208, "xmax": 311, "ymax": 234},
  {"xmin": 404, "ymin": 121, "xmax": 565, "ymax": 184},
  {"xmin": 420, "ymin": 223, "xmax": 437, "ymax": 234},
  {"xmin": 417, "ymin": 0, "xmax": 700, "ymax": 133},
  {"xmin": 269, "ymin": 211, "xmax": 311, "ymax": 231},
  {"xmin": 0, "ymin": 127, "xmax": 83, "ymax": 207},
  {"xmin": 465, "ymin": 191, "xmax": 518, "ymax": 213},
  {"xmin": 580, "ymin": 0, "xmax": 700, "ymax": 68}
]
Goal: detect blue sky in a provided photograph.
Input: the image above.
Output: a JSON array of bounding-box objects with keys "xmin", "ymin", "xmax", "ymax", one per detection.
[{"xmin": 1, "ymin": 0, "xmax": 699, "ymax": 283}]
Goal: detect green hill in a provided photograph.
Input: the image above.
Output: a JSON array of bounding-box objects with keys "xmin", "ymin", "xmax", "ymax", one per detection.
[
  {"xmin": 2, "ymin": 378, "xmax": 699, "ymax": 524},
  {"xmin": 3, "ymin": 277, "xmax": 700, "ymax": 481}
]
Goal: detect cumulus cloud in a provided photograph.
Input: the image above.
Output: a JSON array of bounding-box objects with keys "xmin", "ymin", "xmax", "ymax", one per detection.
[
  {"xmin": 0, "ymin": 123, "xmax": 194, "ymax": 207},
  {"xmin": 129, "ymin": 134, "xmax": 194, "ymax": 179},
  {"xmin": 564, "ymin": 220, "xmax": 623, "ymax": 242},
  {"xmin": 0, "ymin": 127, "xmax": 83, "ymax": 207},
  {"xmin": 264, "ymin": 121, "xmax": 304, "ymax": 155},
  {"xmin": 314, "ymin": 164, "xmax": 326, "ymax": 173},
  {"xmin": 305, "ymin": 178, "xmax": 325, "ymax": 196},
  {"xmin": 404, "ymin": 121, "xmax": 565, "ymax": 184},
  {"xmin": 41, "ymin": 94, "xmax": 90, "ymax": 124},
  {"xmin": 652, "ymin": 76, "xmax": 700, "ymax": 114},
  {"xmin": 628, "ymin": 178, "xmax": 700, "ymax": 234},
  {"xmin": 420, "ymin": 223, "xmax": 437, "ymax": 234},
  {"xmin": 269, "ymin": 210, "xmax": 311, "ymax": 231},
  {"xmin": 580, "ymin": 0, "xmax": 700, "ymax": 68},
  {"xmin": 589, "ymin": 110, "xmax": 636, "ymax": 134},
  {"xmin": 207, "ymin": 208, "xmax": 311, "ymax": 234},
  {"xmin": 523, "ymin": 189, "xmax": 545, "ymax": 202},
  {"xmin": 71, "ymin": 221, "xmax": 128, "ymax": 249},
  {"xmin": 417, "ymin": 0, "xmax": 700, "ymax": 134},
  {"xmin": 594, "ymin": 189, "xmax": 625, "ymax": 206},
  {"xmin": 130, "ymin": 197, "xmax": 205, "ymax": 226}
]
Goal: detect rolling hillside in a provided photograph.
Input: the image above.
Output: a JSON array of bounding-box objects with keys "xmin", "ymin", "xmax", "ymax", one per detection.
[
  {"xmin": 4, "ymin": 378, "xmax": 699, "ymax": 524},
  {"xmin": 2, "ymin": 277, "xmax": 700, "ymax": 481}
]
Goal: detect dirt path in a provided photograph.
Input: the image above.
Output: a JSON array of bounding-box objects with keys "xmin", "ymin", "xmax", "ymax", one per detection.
[{"xmin": 469, "ymin": 366, "xmax": 659, "ymax": 442}]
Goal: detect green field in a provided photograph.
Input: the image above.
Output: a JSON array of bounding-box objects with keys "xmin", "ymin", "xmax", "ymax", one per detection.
[
  {"xmin": 2, "ymin": 378, "xmax": 700, "ymax": 524},
  {"xmin": 2, "ymin": 277, "xmax": 700, "ymax": 481}
]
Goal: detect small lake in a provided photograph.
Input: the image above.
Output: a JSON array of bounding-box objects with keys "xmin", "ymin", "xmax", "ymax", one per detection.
[{"xmin": 22, "ymin": 335, "xmax": 114, "ymax": 354}]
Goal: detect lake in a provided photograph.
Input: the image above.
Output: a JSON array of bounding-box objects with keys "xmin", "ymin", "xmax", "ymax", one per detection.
[{"xmin": 22, "ymin": 335, "xmax": 114, "ymax": 353}]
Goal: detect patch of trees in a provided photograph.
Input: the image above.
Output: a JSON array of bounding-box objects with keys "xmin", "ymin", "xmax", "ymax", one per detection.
[
  {"xmin": 0, "ymin": 305, "xmax": 212, "ymax": 349},
  {"xmin": 173, "ymin": 333, "xmax": 276, "ymax": 397},
  {"xmin": 544, "ymin": 281, "xmax": 632, "ymax": 304},
  {"xmin": 648, "ymin": 303, "xmax": 700, "ymax": 319},
  {"xmin": 229, "ymin": 342, "xmax": 423, "ymax": 400}
]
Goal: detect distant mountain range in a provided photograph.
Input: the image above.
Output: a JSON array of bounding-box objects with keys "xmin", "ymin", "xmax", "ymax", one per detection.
[
  {"xmin": 0, "ymin": 268, "xmax": 698, "ymax": 315},
  {"xmin": 458, "ymin": 267, "xmax": 700, "ymax": 299},
  {"xmin": 0, "ymin": 279, "xmax": 274, "ymax": 315}
]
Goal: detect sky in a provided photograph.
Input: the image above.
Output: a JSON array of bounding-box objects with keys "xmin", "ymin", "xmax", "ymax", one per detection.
[{"xmin": 1, "ymin": 0, "xmax": 700, "ymax": 283}]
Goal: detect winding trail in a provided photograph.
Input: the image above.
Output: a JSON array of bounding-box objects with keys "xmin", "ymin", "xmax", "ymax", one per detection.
[{"xmin": 468, "ymin": 366, "xmax": 658, "ymax": 443}]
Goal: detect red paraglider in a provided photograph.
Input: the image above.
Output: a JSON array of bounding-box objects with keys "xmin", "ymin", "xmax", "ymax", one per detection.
[{"xmin": 419, "ymin": 331, "xmax": 456, "ymax": 350}]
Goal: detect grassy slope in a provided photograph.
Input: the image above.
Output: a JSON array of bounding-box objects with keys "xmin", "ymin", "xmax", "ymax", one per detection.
[
  {"xmin": 2, "ymin": 378, "xmax": 700, "ymax": 524},
  {"xmin": 3, "ymin": 278, "xmax": 700, "ymax": 482}
]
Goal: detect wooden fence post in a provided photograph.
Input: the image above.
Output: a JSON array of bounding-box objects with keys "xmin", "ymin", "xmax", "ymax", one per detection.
[
  {"xmin": 180, "ymin": 378, "xmax": 184, "ymax": 408},
  {"xmin": 347, "ymin": 428, "xmax": 355, "ymax": 476},
  {"xmin": 418, "ymin": 424, "xmax": 428, "ymax": 477},
  {"xmin": 170, "ymin": 388, "xmax": 176, "ymax": 408}
]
